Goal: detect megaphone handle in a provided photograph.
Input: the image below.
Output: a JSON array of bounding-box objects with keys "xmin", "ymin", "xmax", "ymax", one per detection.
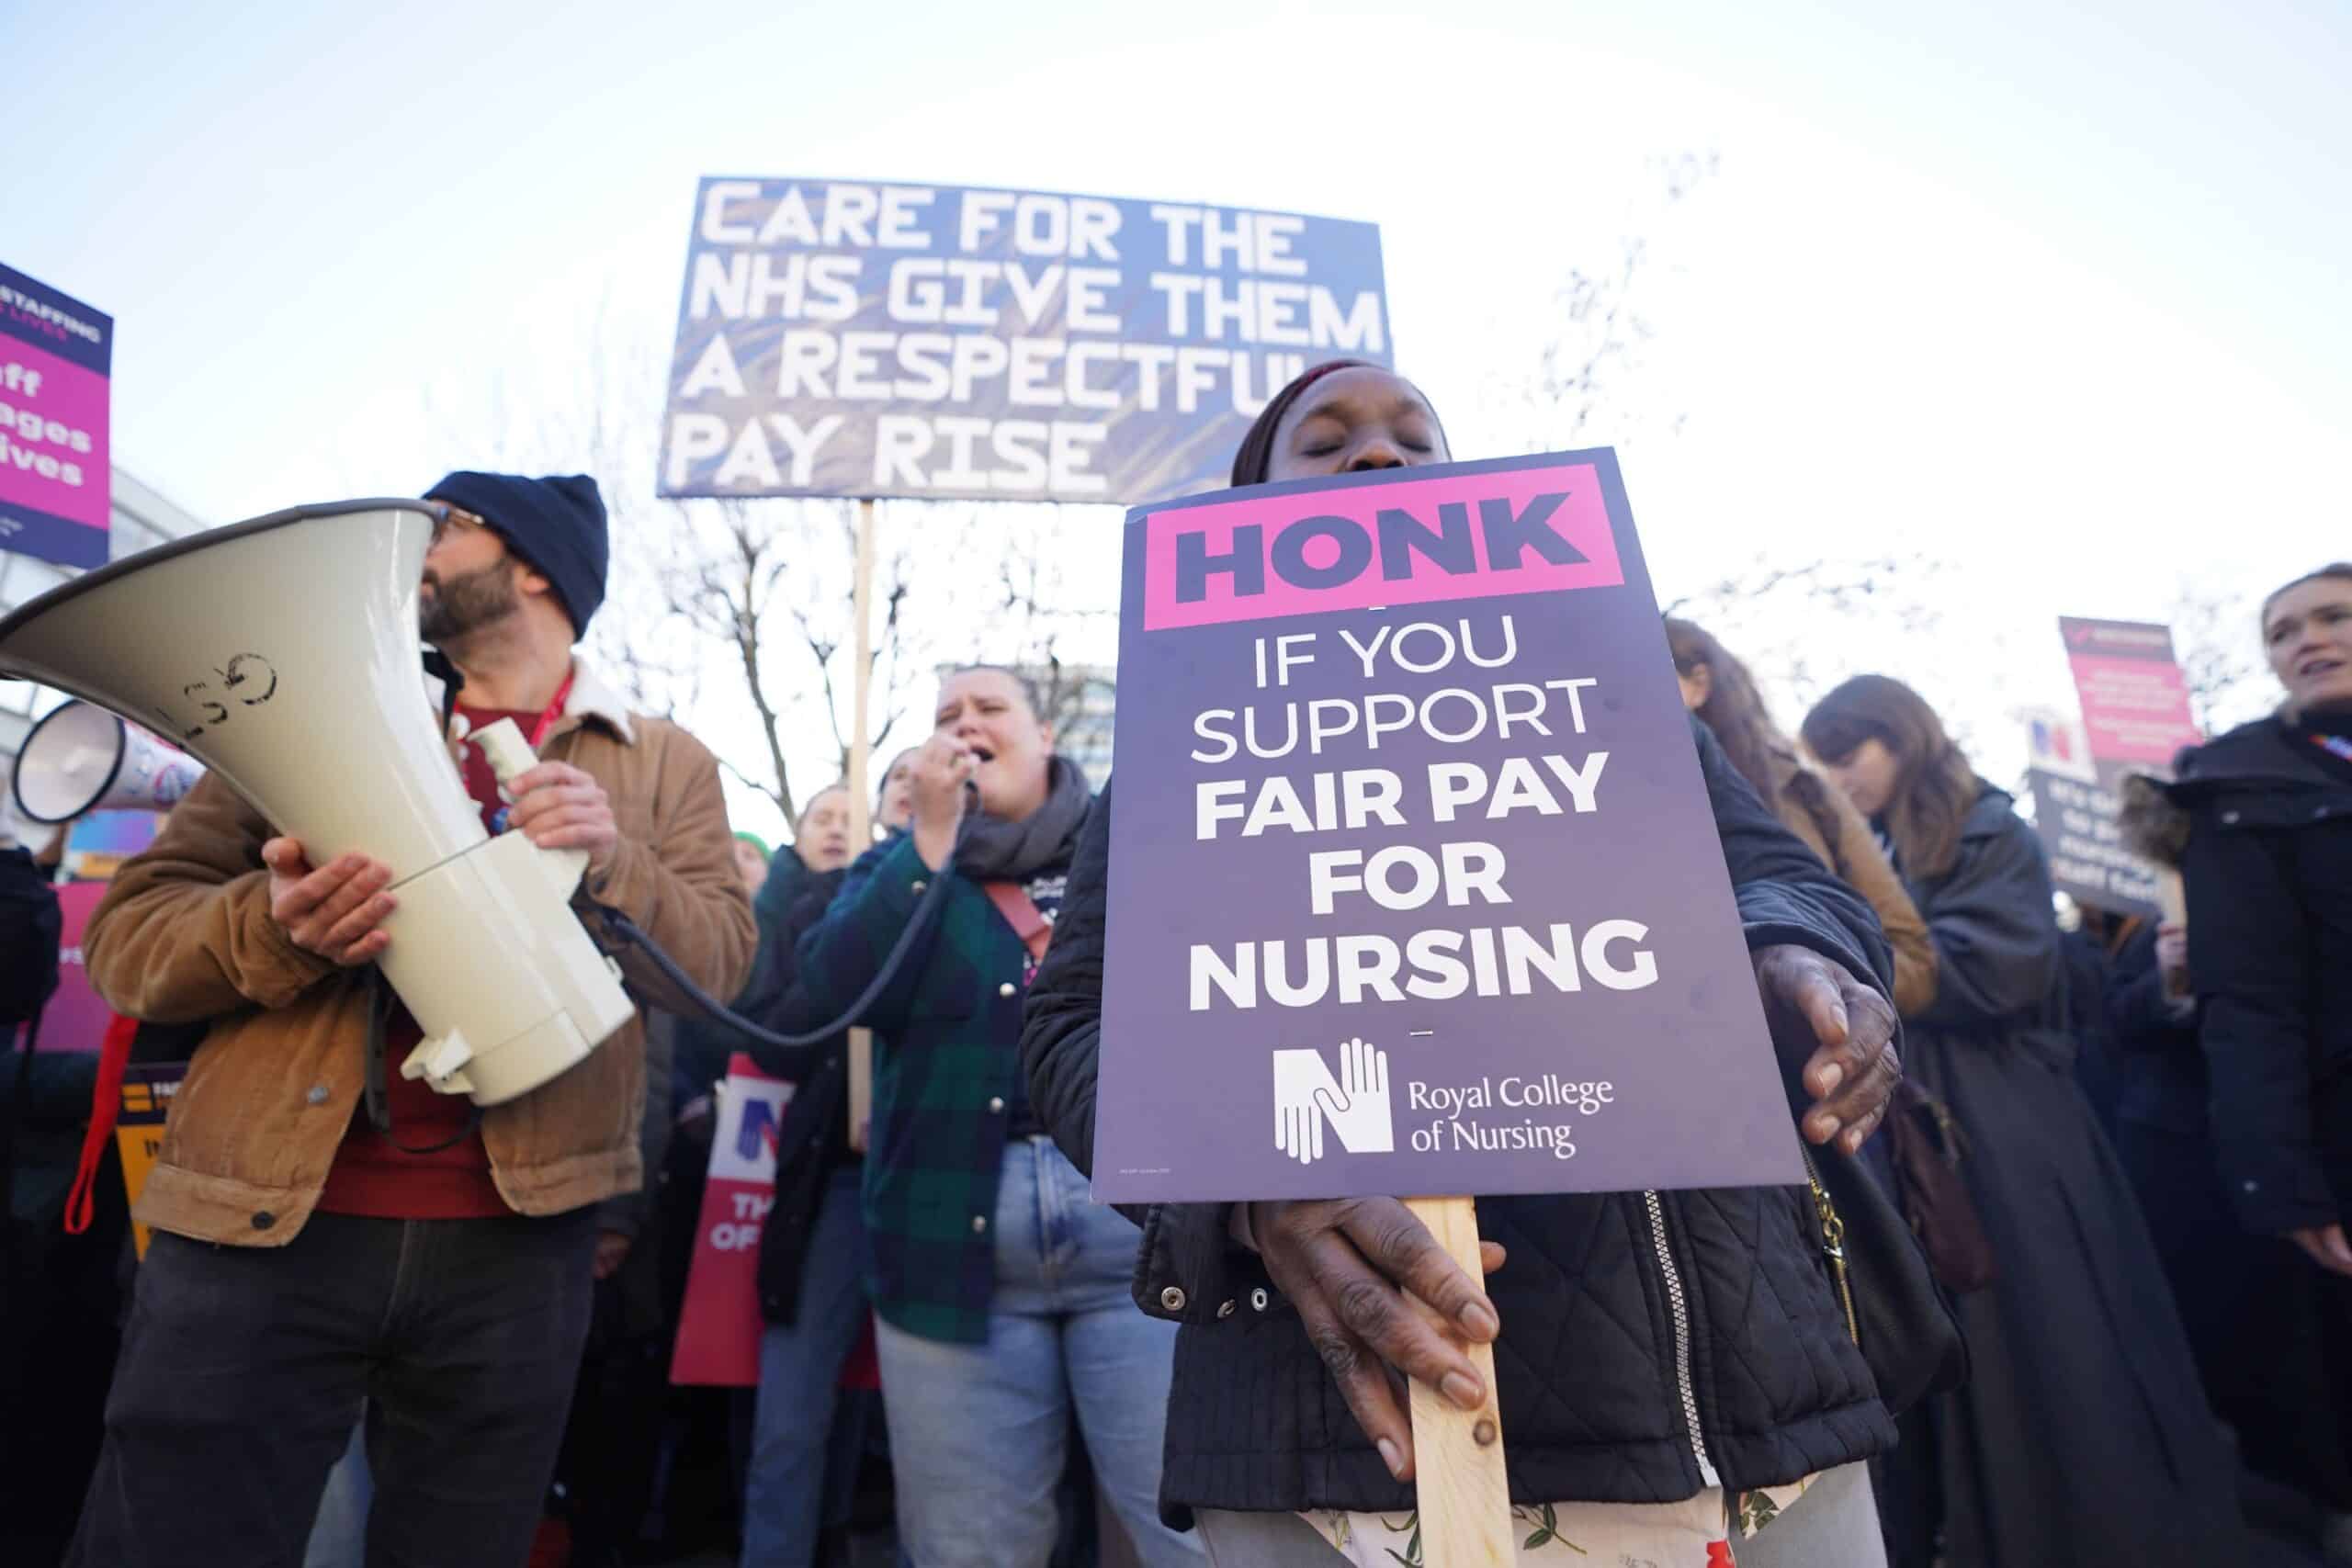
[
  {"xmin": 469, "ymin": 717, "xmax": 589, "ymax": 891},
  {"xmin": 472, "ymin": 718, "xmax": 537, "ymax": 793},
  {"xmin": 360, "ymin": 968, "xmax": 484, "ymax": 1152}
]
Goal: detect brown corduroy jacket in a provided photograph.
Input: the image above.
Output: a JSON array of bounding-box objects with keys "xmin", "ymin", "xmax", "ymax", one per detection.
[
  {"xmin": 1770, "ymin": 749, "xmax": 1940, "ymax": 1016},
  {"xmin": 83, "ymin": 659, "xmax": 755, "ymax": 1246}
]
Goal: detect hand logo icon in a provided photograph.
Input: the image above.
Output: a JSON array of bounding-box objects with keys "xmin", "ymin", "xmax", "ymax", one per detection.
[{"xmin": 1271, "ymin": 1037, "xmax": 1395, "ymax": 1165}]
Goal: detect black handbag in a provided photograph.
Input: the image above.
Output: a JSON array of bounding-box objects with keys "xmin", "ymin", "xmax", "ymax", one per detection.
[
  {"xmin": 1803, "ymin": 1137, "xmax": 1970, "ymax": 1417},
  {"xmin": 1883, "ymin": 1081, "xmax": 1997, "ymax": 1293}
]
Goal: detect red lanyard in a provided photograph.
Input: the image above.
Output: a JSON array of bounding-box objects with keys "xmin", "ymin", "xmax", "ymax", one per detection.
[{"xmin": 526, "ymin": 670, "xmax": 576, "ymax": 751}]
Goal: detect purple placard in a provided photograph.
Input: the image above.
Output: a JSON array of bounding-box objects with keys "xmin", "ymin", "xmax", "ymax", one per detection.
[
  {"xmin": 0, "ymin": 263, "xmax": 111, "ymax": 570},
  {"xmin": 1093, "ymin": 451, "xmax": 1804, "ymax": 1203}
]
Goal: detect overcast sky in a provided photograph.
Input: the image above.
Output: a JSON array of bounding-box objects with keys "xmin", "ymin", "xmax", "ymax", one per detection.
[{"xmin": 13, "ymin": 0, "xmax": 2346, "ymax": 838}]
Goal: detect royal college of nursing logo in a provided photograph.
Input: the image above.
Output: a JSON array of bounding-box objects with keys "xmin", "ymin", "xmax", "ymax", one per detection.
[{"xmin": 1271, "ymin": 1036, "xmax": 1396, "ymax": 1165}]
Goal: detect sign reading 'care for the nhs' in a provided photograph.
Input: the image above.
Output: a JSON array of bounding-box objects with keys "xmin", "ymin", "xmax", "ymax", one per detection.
[{"xmin": 656, "ymin": 178, "xmax": 1389, "ymax": 506}]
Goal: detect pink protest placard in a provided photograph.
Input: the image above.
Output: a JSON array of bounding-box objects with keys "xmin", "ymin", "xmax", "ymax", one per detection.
[
  {"xmin": 670, "ymin": 1054, "xmax": 795, "ymax": 1386},
  {"xmin": 2059, "ymin": 617, "xmax": 2202, "ymax": 780},
  {"xmin": 46, "ymin": 880, "xmax": 114, "ymax": 1054},
  {"xmin": 0, "ymin": 264, "xmax": 111, "ymax": 569}
]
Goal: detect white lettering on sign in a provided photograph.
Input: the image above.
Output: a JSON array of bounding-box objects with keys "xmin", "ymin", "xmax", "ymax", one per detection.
[{"xmin": 660, "ymin": 180, "xmax": 1385, "ymax": 502}]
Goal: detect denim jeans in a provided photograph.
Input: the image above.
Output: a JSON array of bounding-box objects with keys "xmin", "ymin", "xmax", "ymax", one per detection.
[
  {"xmin": 300, "ymin": 1420, "xmax": 371, "ymax": 1568},
  {"xmin": 741, "ymin": 1164, "xmax": 873, "ymax": 1567},
  {"xmin": 873, "ymin": 1137, "xmax": 1204, "ymax": 1567},
  {"xmin": 1194, "ymin": 1462, "xmax": 1887, "ymax": 1566},
  {"xmin": 68, "ymin": 1209, "xmax": 594, "ymax": 1568}
]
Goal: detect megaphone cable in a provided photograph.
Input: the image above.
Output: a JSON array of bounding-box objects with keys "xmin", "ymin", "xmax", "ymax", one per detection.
[
  {"xmin": 586, "ymin": 779, "xmax": 988, "ymax": 1058},
  {"xmin": 360, "ymin": 834, "xmax": 965, "ymax": 1150}
]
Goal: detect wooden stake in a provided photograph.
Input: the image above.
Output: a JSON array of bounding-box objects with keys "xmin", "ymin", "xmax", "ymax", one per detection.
[
  {"xmin": 2155, "ymin": 865, "xmax": 2190, "ymax": 1000},
  {"xmin": 1402, "ymin": 1195, "xmax": 1514, "ymax": 1565},
  {"xmin": 846, "ymin": 498, "xmax": 876, "ymax": 1151}
]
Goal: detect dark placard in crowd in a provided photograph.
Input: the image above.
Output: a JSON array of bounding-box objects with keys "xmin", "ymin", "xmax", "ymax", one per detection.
[
  {"xmin": 1092, "ymin": 451, "xmax": 1804, "ymax": 1204},
  {"xmin": 2027, "ymin": 767, "xmax": 2163, "ymax": 920},
  {"xmin": 657, "ymin": 178, "xmax": 1389, "ymax": 505},
  {"xmin": 0, "ymin": 262, "xmax": 111, "ymax": 569}
]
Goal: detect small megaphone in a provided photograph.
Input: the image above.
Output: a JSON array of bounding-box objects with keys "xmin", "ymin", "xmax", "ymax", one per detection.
[
  {"xmin": 13, "ymin": 701, "xmax": 206, "ymax": 822},
  {"xmin": 0, "ymin": 499, "xmax": 636, "ymax": 1106}
]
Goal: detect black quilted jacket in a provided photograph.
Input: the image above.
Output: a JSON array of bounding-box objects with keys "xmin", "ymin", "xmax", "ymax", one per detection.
[{"xmin": 1022, "ymin": 720, "xmax": 1900, "ymax": 1522}]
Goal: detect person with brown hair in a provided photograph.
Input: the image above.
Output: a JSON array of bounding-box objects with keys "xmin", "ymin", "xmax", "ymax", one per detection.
[
  {"xmin": 1802, "ymin": 674, "xmax": 2243, "ymax": 1568},
  {"xmin": 1665, "ymin": 619, "xmax": 1937, "ymax": 1015},
  {"xmin": 2161, "ymin": 561, "xmax": 2352, "ymax": 1548},
  {"xmin": 783, "ymin": 665, "xmax": 1201, "ymax": 1566}
]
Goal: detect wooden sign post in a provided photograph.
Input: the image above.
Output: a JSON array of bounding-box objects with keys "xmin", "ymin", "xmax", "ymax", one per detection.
[
  {"xmin": 845, "ymin": 497, "xmax": 876, "ymax": 1152},
  {"xmin": 1403, "ymin": 1195, "xmax": 1515, "ymax": 1564}
]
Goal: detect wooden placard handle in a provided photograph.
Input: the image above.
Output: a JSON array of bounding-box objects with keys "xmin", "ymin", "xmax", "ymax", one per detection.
[
  {"xmin": 1402, "ymin": 1194, "xmax": 1514, "ymax": 1564},
  {"xmin": 2155, "ymin": 867, "xmax": 2191, "ymax": 1000},
  {"xmin": 845, "ymin": 498, "xmax": 877, "ymax": 1153}
]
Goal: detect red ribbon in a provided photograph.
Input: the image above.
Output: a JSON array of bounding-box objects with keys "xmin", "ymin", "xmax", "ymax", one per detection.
[{"xmin": 63, "ymin": 1011, "xmax": 139, "ymax": 1234}]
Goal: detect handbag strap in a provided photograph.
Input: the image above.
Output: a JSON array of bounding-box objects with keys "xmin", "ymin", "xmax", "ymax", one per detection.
[{"xmin": 982, "ymin": 881, "xmax": 1052, "ymax": 967}]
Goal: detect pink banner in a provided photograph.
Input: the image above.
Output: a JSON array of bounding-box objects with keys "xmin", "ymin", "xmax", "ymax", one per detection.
[
  {"xmin": 1142, "ymin": 460, "xmax": 1623, "ymax": 630},
  {"xmin": 0, "ymin": 263, "xmax": 111, "ymax": 568},
  {"xmin": 670, "ymin": 1054, "xmax": 795, "ymax": 1387},
  {"xmin": 45, "ymin": 880, "xmax": 113, "ymax": 1053},
  {"xmin": 0, "ymin": 335, "xmax": 108, "ymax": 529},
  {"xmin": 2059, "ymin": 617, "xmax": 2201, "ymax": 773}
]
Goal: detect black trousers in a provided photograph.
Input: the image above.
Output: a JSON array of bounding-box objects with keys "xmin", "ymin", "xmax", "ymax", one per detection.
[
  {"xmin": 2116, "ymin": 1119, "xmax": 2352, "ymax": 1511},
  {"xmin": 68, "ymin": 1207, "xmax": 596, "ymax": 1568}
]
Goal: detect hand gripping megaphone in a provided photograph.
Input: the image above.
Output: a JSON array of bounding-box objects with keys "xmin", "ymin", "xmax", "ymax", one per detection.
[
  {"xmin": 12, "ymin": 700, "xmax": 207, "ymax": 822},
  {"xmin": 0, "ymin": 499, "xmax": 635, "ymax": 1105}
]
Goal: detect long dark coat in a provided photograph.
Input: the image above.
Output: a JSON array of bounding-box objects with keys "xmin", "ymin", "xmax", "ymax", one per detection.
[
  {"xmin": 1023, "ymin": 720, "xmax": 1903, "ymax": 1520},
  {"xmin": 1891, "ymin": 787, "xmax": 2243, "ymax": 1565}
]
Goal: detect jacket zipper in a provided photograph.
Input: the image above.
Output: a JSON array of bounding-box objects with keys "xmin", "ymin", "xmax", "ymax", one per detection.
[
  {"xmin": 1798, "ymin": 1147, "xmax": 1860, "ymax": 1346},
  {"xmin": 1641, "ymin": 1190, "xmax": 1720, "ymax": 1489}
]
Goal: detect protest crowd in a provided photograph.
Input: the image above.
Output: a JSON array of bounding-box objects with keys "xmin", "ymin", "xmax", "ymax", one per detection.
[{"xmin": 1, "ymin": 344, "xmax": 2346, "ymax": 1568}]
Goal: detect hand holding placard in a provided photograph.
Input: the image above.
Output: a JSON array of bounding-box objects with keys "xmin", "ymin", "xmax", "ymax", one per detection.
[
  {"xmin": 1245, "ymin": 1196, "xmax": 1504, "ymax": 1472},
  {"xmin": 1752, "ymin": 945, "xmax": 1904, "ymax": 1155}
]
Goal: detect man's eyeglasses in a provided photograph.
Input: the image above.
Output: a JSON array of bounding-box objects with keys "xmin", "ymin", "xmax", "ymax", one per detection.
[{"xmin": 424, "ymin": 502, "xmax": 488, "ymax": 547}]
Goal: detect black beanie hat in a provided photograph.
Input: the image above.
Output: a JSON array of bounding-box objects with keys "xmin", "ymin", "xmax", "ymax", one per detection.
[{"xmin": 424, "ymin": 471, "xmax": 608, "ymax": 637}]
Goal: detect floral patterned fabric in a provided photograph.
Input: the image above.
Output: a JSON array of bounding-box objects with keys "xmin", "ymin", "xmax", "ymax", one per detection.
[{"xmin": 1299, "ymin": 1473, "xmax": 1821, "ymax": 1566}]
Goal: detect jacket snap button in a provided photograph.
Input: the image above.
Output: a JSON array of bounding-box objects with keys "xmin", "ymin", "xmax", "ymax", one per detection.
[
  {"xmin": 1160, "ymin": 1286, "xmax": 1188, "ymax": 1312},
  {"xmin": 1217, "ymin": 1299, "xmax": 1237, "ymax": 1319},
  {"xmin": 988, "ymin": 1097, "xmax": 1006, "ymax": 1114},
  {"xmin": 2222, "ymin": 810, "xmax": 2242, "ymax": 825},
  {"xmin": 998, "ymin": 981, "xmax": 1018, "ymax": 998},
  {"xmin": 250, "ymin": 1211, "xmax": 277, "ymax": 1231},
  {"xmin": 1250, "ymin": 1287, "xmax": 1270, "ymax": 1312},
  {"xmin": 972, "ymin": 1214, "xmax": 989, "ymax": 1234},
  {"xmin": 2244, "ymin": 1179, "xmax": 2260, "ymax": 1193},
  {"xmin": 306, "ymin": 1085, "xmax": 330, "ymax": 1106},
  {"xmin": 911, "ymin": 879, "xmax": 926, "ymax": 893}
]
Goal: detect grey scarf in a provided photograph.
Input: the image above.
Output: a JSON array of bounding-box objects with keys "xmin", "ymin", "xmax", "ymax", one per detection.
[{"xmin": 955, "ymin": 755, "xmax": 1091, "ymax": 881}]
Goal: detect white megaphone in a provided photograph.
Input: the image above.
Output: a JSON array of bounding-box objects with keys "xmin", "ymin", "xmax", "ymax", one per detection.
[
  {"xmin": 13, "ymin": 701, "xmax": 207, "ymax": 822},
  {"xmin": 0, "ymin": 499, "xmax": 636, "ymax": 1106}
]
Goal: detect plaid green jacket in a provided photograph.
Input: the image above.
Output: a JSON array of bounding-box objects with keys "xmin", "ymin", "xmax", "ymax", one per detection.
[{"xmin": 785, "ymin": 833, "xmax": 1037, "ymax": 1343}]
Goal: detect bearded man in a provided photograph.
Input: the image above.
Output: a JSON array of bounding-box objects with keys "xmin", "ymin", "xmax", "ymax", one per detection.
[{"xmin": 68, "ymin": 472, "xmax": 753, "ymax": 1568}]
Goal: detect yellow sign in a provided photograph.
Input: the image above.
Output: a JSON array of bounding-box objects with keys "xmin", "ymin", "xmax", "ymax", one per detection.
[{"xmin": 115, "ymin": 1064, "xmax": 184, "ymax": 1259}]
